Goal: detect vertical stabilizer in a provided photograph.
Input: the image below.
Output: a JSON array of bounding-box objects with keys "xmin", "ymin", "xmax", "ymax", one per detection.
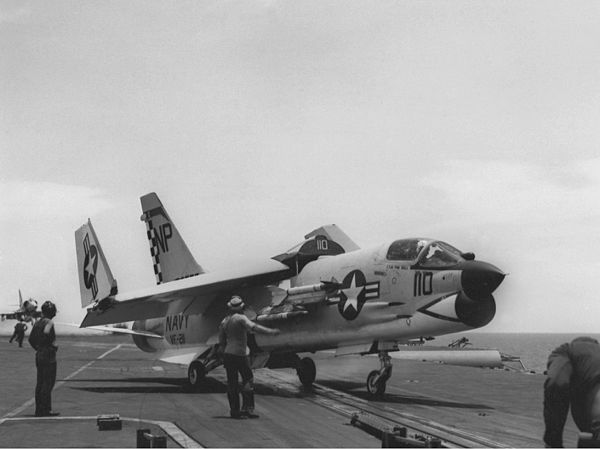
[
  {"xmin": 18, "ymin": 289, "xmax": 23, "ymax": 308},
  {"xmin": 140, "ymin": 192, "xmax": 205, "ymax": 285},
  {"xmin": 75, "ymin": 219, "xmax": 118, "ymax": 308}
]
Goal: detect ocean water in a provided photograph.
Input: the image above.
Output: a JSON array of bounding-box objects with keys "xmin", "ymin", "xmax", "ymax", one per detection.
[{"xmin": 432, "ymin": 332, "xmax": 600, "ymax": 374}]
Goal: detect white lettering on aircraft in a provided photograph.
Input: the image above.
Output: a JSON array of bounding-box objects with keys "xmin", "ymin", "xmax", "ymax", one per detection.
[{"xmin": 316, "ymin": 238, "xmax": 328, "ymax": 251}]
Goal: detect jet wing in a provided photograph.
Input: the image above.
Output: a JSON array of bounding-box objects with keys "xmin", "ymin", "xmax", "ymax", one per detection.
[{"xmin": 81, "ymin": 259, "xmax": 292, "ymax": 327}]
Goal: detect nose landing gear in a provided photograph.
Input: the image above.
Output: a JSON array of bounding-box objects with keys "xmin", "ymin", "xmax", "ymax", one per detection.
[{"xmin": 366, "ymin": 351, "xmax": 392, "ymax": 397}]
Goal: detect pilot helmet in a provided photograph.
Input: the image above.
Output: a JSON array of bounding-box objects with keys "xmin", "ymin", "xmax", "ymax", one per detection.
[
  {"xmin": 41, "ymin": 300, "xmax": 57, "ymax": 318},
  {"xmin": 227, "ymin": 296, "xmax": 245, "ymax": 312}
]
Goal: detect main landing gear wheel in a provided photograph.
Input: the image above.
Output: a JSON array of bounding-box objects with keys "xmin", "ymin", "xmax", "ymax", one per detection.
[
  {"xmin": 366, "ymin": 351, "xmax": 392, "ymax": 397},
  {"xmin": 367, "ymin": 370, "xmax": 386, "ymax": 396},
  {"xmin": 187, "ymin": 361, "xmax": 206, "ymax": 390},
  {"xmin": 296, "ymin": 357, "xmax": 316, "ymax": 386}
]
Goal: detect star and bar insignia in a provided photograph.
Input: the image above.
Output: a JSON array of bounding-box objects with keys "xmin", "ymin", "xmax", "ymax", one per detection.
[
  {"xmin": 82, "ymin": 233, "xmax": 99, "ymax": 299},
  {"xmin": 337, "ymin": 270, "xmax": 380, "ymax": 321}
]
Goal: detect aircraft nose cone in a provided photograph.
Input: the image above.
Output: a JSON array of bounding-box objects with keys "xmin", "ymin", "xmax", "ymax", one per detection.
[{"xmin": 460, "ymin": 261, "xmax": 505, "ymax": 300}]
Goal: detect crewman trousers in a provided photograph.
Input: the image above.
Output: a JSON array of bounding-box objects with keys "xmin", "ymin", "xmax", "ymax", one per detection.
[
  {"xmin": 223, "ymin": 353, "xmax": 254, "ymax": 415},
  {"xmin": 35, "ymin": 352, "xmax": 57, "ymax": 416},
  {"xmin": 544, "ymin": 373, "xmax": 600, "ymax": 446}
]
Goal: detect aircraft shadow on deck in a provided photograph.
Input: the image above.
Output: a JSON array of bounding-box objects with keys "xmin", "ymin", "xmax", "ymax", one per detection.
[
  {"xmin": 63, "ymin": 375, "xmax": 491, "ymax": 409},
  {"xmin": 66, "ymin": 377, "xmax": 227, "ymax": 394},
  {"xmin": 317, "ymin": 379, "xmax": 494, "ymax": 410},
  {"xmin": 65, "ymin": 375, "xmax": 315, "ymax": 399}
]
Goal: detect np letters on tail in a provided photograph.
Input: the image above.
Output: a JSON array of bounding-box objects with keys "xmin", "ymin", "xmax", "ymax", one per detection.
[{"xmin": 145, "ymin": 218, "xmax": 173, "ymax": 284}]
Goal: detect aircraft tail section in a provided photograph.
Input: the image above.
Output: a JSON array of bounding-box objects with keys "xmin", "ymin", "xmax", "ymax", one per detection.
[
  {"xmin": 75, "ymin": 219, "xmax": 118, "ymax": 308},
  {"xmin": 140, "ymin": 192, "xmax": 205, "ymax": 285},
  {"xmin": 18, "ymin": 289, "xmax": 23, "ymax": 308}
]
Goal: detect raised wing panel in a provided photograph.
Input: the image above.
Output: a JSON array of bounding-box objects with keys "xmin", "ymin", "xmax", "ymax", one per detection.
[{"xmin": 304, "ymin": 224, "xmax": 360, "ymax": 252}]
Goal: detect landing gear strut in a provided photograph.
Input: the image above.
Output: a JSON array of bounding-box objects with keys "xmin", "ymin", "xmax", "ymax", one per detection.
[
  {"xmin": 366, "ymin": 351, "xmax": 392, "ymax": 397},
  {"xmin": 187, "ymin": 344, "xmax": 221, "ymax": 390},
  {"xmin": 266, "ymin": 352, "xmax": 317, "ymax": 387}
]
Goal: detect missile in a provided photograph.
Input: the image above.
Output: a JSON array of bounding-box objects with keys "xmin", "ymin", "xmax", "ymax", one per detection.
[
  {"xmin": 256, "ymin": 310, "xmax": 309, "ymax": 322},
  {"xmin": 286, "ymin": 281, "xmax": 340, "ymax": 295},
  {"xmin": 284, "ymin": 282, "xmax": 340, "ymax": 306}
]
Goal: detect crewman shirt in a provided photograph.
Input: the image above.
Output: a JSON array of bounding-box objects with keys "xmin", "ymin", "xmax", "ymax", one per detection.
[
  {"xmin": 547, "ymin": 337, "xmax": 600, "ymax": 394},
  {"xmin": 29, "ymin": 317, "xmax": 57, "ymax": 363},
  {"xmin": 219, "ymin": 313, "xmax": 256, "ymax": 356}
]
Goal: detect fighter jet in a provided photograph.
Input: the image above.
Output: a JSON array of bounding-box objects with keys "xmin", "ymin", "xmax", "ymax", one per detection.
[
  {"xmin": 1, "ymin": 290, "xmax": 40, "ymax": 322},
  {"xmin": 74, "ymin": 193, "xmax": 505, "ymax": 396}
]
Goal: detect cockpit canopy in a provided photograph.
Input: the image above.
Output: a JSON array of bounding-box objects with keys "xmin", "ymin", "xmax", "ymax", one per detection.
[{"xmin": 386, "ymin": 238, "xmax": 465, "ymax": 268}]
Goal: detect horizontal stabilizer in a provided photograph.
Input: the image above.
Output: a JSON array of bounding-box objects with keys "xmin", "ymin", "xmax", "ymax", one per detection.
[
  {"xmin": 58, "ymin": 322, "xmax": 163, "ymax": 339},
  {"xmin": 87, "ymin": 326, "xmax": 163, "ymax": 339},
  {"xmin": 81, "ymin": 296, "xmax": 173, "ymax": 327}
]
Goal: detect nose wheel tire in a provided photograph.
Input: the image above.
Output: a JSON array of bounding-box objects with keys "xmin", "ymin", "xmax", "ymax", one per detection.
[
  {"xmin": 188, "ymin": 361, "xmax": 206, "ymax": 390},
  {"xmin": 367, "ymin": 370, "xmax": 386, "ymax": 396},
  {"xmin": 296, "ymin": 357, "xmax": 316, "ymax": 386}
]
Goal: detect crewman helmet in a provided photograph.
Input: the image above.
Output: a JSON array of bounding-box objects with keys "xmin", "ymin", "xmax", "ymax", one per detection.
[
  {"xmin": 41, "ymin": 301, "xmax": 57, "ymax": 318},
  {"xmin": 227, "ymin": 296, "xmax": 245, "ymax": 312}
]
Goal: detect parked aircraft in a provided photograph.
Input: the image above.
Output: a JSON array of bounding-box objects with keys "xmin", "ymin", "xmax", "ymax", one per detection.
[
  {"xmin": 1, "ymin": 290, "xmax": 40, "ymax": 322},
  {"xmin": 74, "ymin": 193, "xmax": 505, "ymax": 395}
]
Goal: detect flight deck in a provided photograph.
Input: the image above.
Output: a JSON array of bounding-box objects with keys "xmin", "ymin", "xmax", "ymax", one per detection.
[{"xmin": 0, "ymin": 335, "xmax": 580, "ymax": 447}]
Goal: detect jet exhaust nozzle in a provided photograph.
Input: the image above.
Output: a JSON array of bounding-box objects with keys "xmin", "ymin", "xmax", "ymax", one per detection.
[{"xmin": 460, "ymin": 261, "xmax": 505, "ymax": 300}]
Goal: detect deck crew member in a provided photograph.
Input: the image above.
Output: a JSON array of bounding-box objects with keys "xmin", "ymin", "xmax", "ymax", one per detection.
[
  {"xmin": 543, "ymin": 336, "xmax": 600, "ymax": 447},
  {"xmin": 28, "ymin": 301, "xmax": 59, "ymax": 417},
  {"xmin": 9, "ymin": 318, "xmax": 28, "ymax": 347},
  {"xmin": 218, "ymin": 295, "xmax": 279, "ymax": 419}
]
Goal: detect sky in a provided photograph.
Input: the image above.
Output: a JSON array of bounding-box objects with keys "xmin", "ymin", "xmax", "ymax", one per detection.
[{"xmin": 1, "ymin": 1, "xmax": 599, "ymax": 333}]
